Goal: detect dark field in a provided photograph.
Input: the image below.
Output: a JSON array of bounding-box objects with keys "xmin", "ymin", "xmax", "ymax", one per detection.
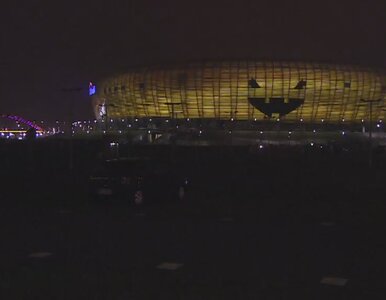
[{"xmin": 1, "ymin": 140, "xmax": 386, "ymax": 299}]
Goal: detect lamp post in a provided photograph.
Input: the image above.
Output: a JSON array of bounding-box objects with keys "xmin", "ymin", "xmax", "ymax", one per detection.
[
  {"xmin": 360, "ymin": 99, "xmax": 382, "ymax": 167},
  {"xmin": 164, "ymin": 102, "xmax": 183, "ymax": 160},
  {"xmin": 61, "ymin": 86, "xmax": 83, "ymax": 171}
]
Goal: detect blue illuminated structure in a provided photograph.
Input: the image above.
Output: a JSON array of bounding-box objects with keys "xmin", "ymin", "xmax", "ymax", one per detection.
[{"xmin": 89, "ymin": 82, "xmax": 96, "ymax": 96}]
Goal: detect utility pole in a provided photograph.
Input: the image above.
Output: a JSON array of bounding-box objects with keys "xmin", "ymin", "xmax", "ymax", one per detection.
[{"xmin": 360, "ymin": 99, "xmax": 382, "ymax": 167}]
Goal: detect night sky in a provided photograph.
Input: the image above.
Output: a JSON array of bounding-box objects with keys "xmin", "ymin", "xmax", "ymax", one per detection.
[{"xmin": 1, "ymin": 0, "xmax": 385, "ymax": 121}]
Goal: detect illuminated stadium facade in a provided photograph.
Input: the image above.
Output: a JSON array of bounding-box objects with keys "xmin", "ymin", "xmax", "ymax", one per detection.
[{"xmin": 92, "ymin": 61, "xmax": 385, "ymax": 126}]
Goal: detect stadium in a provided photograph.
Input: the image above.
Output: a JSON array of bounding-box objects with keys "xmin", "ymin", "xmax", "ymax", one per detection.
[{"xmin": 90, "ymin": 61, "xmax": 386, "ymax": 145}]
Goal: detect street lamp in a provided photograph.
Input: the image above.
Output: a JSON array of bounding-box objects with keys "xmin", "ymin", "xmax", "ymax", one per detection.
[
  {"xmin": 61, "ymin": 86, "xmax": 83, "ymax": 171},
  {"xmin": 163, "ymin": 102, "xmax": 183, "ymax": 132},
  {"xmin": 163, "ymin": 102, "xmax": 183, "ymax": 158},
  {"xmin": 164, "ymin": 102, "xmax": 183, "ymax": 120},
  {"xmin": 360, "ymin": 99, "xmax": 382, "ymax": 167}
]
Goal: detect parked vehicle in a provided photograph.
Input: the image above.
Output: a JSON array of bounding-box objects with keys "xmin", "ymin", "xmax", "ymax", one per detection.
[{"xmin": 88, "ymin": 158, "xmax": 188, "ymax": 205}]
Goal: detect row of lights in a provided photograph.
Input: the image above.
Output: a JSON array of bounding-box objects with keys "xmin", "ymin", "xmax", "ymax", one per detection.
[
  {"xmin": 78, "ymin": 123, "xmax": 385, "ymax": 131},
  {"xmin": 148, "ymin": 117, "xmax": 385, "ymax": 123},
  {"xmin": 63, "ymin": 119, "xmax": 382, "ymax": 134},
  {"xmin": 61, "ymin": 126, "xmax": 383, "ymax": 139},
  {"xmin": 92, "ymin": 128, "xmax": 361, "ymax": 136},
  {"xmin": 26, "ymin": 116, "xmax": 383, "ymax": 136},
  {"xmin": 19, "ymin": 116, "xmax": 385, "ymax": 127},
  {"xmin": 0, "ymin": 132, "xmax": 45, "ymax": 139}
]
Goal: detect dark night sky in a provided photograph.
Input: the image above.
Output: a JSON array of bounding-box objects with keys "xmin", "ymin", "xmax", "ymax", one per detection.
[{"xmin": 1, "ymin": 0, "xmax": 385, "ymax": 121}]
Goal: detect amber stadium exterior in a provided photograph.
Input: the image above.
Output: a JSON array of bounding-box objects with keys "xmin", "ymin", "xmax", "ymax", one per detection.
[{"xmin": 92, "ymin": 61, "xmax": 385, "ymax": 124}]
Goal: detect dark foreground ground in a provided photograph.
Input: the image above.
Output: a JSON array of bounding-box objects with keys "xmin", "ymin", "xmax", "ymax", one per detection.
[{"xmin": 1, "ymin": 140, "xmax": 386, "ymax": 299}]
